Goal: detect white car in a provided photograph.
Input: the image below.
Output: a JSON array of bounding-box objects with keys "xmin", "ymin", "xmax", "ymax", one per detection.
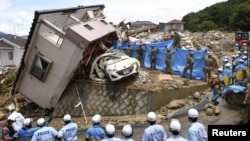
[{"xmin": 90, "ymin": 50, "xmax": 140, "ymax": 81}]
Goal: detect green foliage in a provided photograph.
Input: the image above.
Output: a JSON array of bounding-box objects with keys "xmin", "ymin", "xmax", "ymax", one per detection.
[
  {"xmin": 182, "ymin": 0, "xmax": 250, "ymax": 31},
  {"xmin": 4, "ymin": 69, "xmax": 17, "ymax": 85}
]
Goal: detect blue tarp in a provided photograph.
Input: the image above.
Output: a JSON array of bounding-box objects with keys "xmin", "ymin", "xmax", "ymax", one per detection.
[
  {"xmin": 112, "ymin": 39, "xmax": 208, "ymax": 80},
  {"xmin": 222, "ymin": 85, "xmax": 246, "ymax": 97}
]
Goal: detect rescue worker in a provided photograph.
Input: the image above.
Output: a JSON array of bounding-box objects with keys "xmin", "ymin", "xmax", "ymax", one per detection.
[
  {"xmin": 203, "ymin": 52, "xmax": 213, "ymax": 82},
  {"xmin": 142, "ymin": 112, "xmax": 167, "ymax": 141},
  {"xmin": 234, "ymin": 59, "xmax": 247, "ymax": 85},
  {"xmin": 121, "ymin": 124, "xmax": 134, "ymax": 141},
  {"xmin": 182, "ymin": 52, "xmax": 194, "ymax": 79},
  {"xmin": 7, "ymin": 106, "xmax": 25, "ymax": 132},
  {"xmin": 57, "ymin": 114, "xmax": 78, "ymax": 141},
  {"xmin": 173, "ymin": 32, "xmax": 181, "ymax": 48},
  {"xmin": 136, "ymin": 44, "xmax": 146, "ymax": 66},
  {"xmin": 239, "ymin": 77, "xmax": 250, "ymax": 125},
  {"xmin": 165, "ymin": 47, "xmax": 175, "ymax": 75},
  {"xmin": 222, "ymin": 63, "xmax": 233, "ymax": 87},
  {"xmin": 242, "ymin": 55, "xmax": 250, "ymax": 74},
  {"xmin": 125, "ymin": 44, "xmax": 133, "ymax": 57},
  {"xmin": 101, "ymin": 124, "xmax": 121, "ymax": 141},
  {"xmin": 186, "ymin": 108, "xmax": 207, "ymax": 141},
  {"xmin": 166, "ymin": 119, "xmax": 186, "ymax": 141},
  {"xmin": 242, "ymin": 43, "xmax": 248, "ymax": 51},
  {"xmin": 232, "ymin": 43, "xmax": 240, "ymax": 55},
  {"xmin": 208, "ymin": 74, "xmax": 220, "ymax": 105},
  {"xmin": 2, "ymin": 118, "xmax": 15, "ymax": 141},
  {"xmin": 31, "ymin": 118, "xmax": 58, "ymax": 141},
  {"xmin": 222, "ymin": 58, "xmax": 229, "ymax": 69},
  {"xmin": 13, "ymin": 118, "xmax": 40, "ymax": 141},
  {"xmin": 149, "ymin": 45, "xmax": 158, "ymax": 70},
  {"xmin": 86, "ymin": 114, "xmax": 105, "ymax": 141}
]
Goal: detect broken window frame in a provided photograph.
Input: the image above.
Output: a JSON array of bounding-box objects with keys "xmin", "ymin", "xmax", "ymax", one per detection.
[{"xmin": 30, "ymin": 53, "xmax": 52, "ymax": 82}]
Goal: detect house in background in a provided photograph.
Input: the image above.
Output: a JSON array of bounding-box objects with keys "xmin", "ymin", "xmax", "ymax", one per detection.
[
  {"xmin": 159, "ymin": 19, "xmax": 185, "ymax": 31},
  {"xmin": 13, "ymin": 5, "xmax": 117, "ymax": 109},
  {"xmin": 129, "ymin": 21, "xmax": 156, "ymax": 30},
  {"xmin": 0, "ymin": 36, "xmax": 26, "ymax": 68}
]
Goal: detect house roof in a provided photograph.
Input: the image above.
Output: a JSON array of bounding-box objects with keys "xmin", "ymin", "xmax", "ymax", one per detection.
[
  {"xmin": 167, "ymin": 19, "xmax": 184, "ymax": 24},
  {"xmin": 131, "ymin": 21, "xmax": 156, "ymax": 25},
  {"xmin": 0, "ymin": 36, "xmax": 26, "ymax": 48}
]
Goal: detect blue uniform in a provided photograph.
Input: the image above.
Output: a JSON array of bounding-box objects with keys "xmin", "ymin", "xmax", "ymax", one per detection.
[
  {"xmin": 86, "ymin": 124, "xmax": 105, "ymax": 140},
  {"xmin": 101, "ymin": 137, "xmax": 122, "ymax": 141},
  {"xmin": 14, "ymin": 127, "xmax": 40, "ymax": 141},
  {"xmin": 142, "ymin": 124, "xmax": 167, "ymax": 141},
  {"xmin": 31, "ymin": 126, "xmax": 58, "ymax": 141},
  {"xmin": 58, "ymin": 122, "xmax": 78, "ymax": 141},
  {"xmin": 166, "ymin": 135, "xmax": 186, "ymax": 141},
  {"xmin": 186, "ymin": 122, "xmax": 207, "ymax": 141},
  {"xmin": 121, "ymin": 138, "xmax": 135, "ymax": 141}
]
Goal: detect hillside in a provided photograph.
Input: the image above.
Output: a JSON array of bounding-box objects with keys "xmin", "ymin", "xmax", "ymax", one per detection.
[{"xmin": 182, "ymin": 0, "xmax": 250, "ymax": 32}]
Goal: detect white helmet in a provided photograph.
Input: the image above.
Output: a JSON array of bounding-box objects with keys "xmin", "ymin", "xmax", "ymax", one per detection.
[
  {"xmin": 147, "ymin": 112, "xmax": 156, "ymax": 122},
  {"xmin": 37, "ymin": 118, "xmax": 45, "ymax": 127},
  {"xmin": 225, "ymin": 63, "xmax": 231, "ymax": 67},
  {"xmin": 92, "ymin": 114, "xmax": 101, "ymax": 123},
  {"xmin": 223, "ymin": 59, "xmax": 228, "ymax": 63},
  {"xmin": 23, "ymin": 118, "xmax": 33, "ymax": 127},
  {"xmin": 243, "ymin": 43, "xmax": 246, "ymax": 45},
  {"xmin": 218, "ymin": 68, "xmax": 223, "ymax": 72},
  {"xmin": 8, "ymin": 106, "xmax": 15, "ymax": 112},
  {"xmin": 7, "ymin": 116, "xmax": 16, "ymax": 122},
  {"xmin": 188, "ymin": 108, "xmax": 199, "ymax": 118},
  {"xmin": 63, "ymin": 114, "xmax": 71, "ymax": 122},
  {"xmin": 239, "ymin": 59, "xmax": 244, "ymax": 63},
  {"xmin": 224, "ymin": 56, "xmax": 229, "ymax": 59},
  {"xmin": 122, "ymin": 124, "xmax": 133, "ymax": 137},
  {"xmin": 170, "ymin": 119, "xmax": 181, "ymax": 132},
  {"xmin": 243, "ymin": 56, "xmax": 248, "ymax": 60},
  {"xmin": 105, "ymin": 124, "xmax": 115, "ymax": 135}
]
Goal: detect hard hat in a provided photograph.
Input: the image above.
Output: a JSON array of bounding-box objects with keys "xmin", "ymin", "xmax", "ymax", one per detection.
[
  {"xmin": 218, "ymin": 68, "xmax": 223, "ymax": 72},
  {"xmin": 232, "ymin": 55, "xmax": 236, "ymax": 58},
  {"xmin": 8, "ymin": 106, "xmax": 15, "ymax": 112},
  {"xmin": 224, "ymin": 56, "xmax": 229, "ymax": 59},
  {"xmin": 122, "ymin": 124, "xmax": 133, "ymax": 137},
  {"xmin": 239, "ymin": 59, "xmax": 244, "ymax": 63},
  {"xmin": 223, "ymin": 59, "xmax": 228, "ymax": 63},
  {"xmin": 244, "ymin": 51, "xmax": 248, "ymax": 54},
  {"xmin": 23, "ymin": 118, "xmax": 33, "ymax": 127},
  {"xmin": 237, "ymin": 51, "xmax": 241, "ymax": 54},
  {"xmin": 170, "ymin": 119, "xmax": 181, "ymax": 132},
  {"xmin": 37, "ymin": 118, "xmax": 45, "ymax": 127},
  {"xmin": 188, "ymin": 108, "xmax": 199, "ymax": 118},
  {"xmin": 225, "ymin": 63, "xmax": 231, "ymax": 67},
  {"xmin": 243, "ymin": 56, "xmax": 248, "ymax": 59},
  {"xmin": 63, "ymin": 114, "xmax": 71, "ymax": 122},
  {"xmin": 105, "ymin": 124, "xmax": 115, "ymax": 135},
  {"xmin": 235, "ymin": 43, "xmax": 239, "ymax": 46},
  {"xmin": 243, "ymin": 43, "xmax": 246, "ymax": 45},
  {"xmin": 92, "ymin": 114, "xmax": 101, "ymax": 123},
  {"xmin": 147, "ymin": 112, "xmax": 156, "ymax": 122}
]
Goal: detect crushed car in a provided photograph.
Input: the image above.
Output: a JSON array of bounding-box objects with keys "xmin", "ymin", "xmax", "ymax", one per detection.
[{"xmin": 89, "ymin": 49, "xmax": 140, "ymax": 81}]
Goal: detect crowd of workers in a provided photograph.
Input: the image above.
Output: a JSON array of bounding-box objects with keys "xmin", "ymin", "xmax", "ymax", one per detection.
[{"xmin": 2, "ymin": 105, "xmax": 207, "ymax": 141}]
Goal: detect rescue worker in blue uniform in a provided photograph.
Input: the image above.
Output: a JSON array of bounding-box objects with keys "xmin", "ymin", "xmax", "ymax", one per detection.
[
  {"xmin": 13, "ymin": 118, "xmax": 40, "ymax": 141},
  {"xmin": 242, "ymin": 55, "xmax": 250, "ymax": 74},
  {"xmin": 86, "ymin": 114, "xmax": 105, "ymax": 141},
  {"xmin": 142, "ymin": 112, "xmax": 167, "ymax": 141},
  {"xmin": 222, "ymin": 63, "xmax": 233, "ymax": 87},
  {"xmin": 31, "ymin": 118, "xmax": 58, "ymax": 141},
  {"xmin": 242, "ymin": 43, "xmax": 248, "ymax": 51},
  {"xmin": 57, "ymin": 114, "xmax": 78, "ymax": 141},
  {"xmin": 101, "ymin": 124, "xmax": 121, "ymax": 141},
  {"xmin": 121, "ymin": 124, "xmax": 135, "ymax": 141},
  {"xmin": 186, "ymin": 108, "xmax": 207, "ymax": 141},
  {"xmin": 166, "ymin": 119, "xmax": 186, "ymax": 141},
  {"xmin": 234, "ymin": 59, "xmax": 247, "ymax": 85},
  {"xmin": 232, "ymin": 43, "xmax": 240, "ymax": 55}
]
